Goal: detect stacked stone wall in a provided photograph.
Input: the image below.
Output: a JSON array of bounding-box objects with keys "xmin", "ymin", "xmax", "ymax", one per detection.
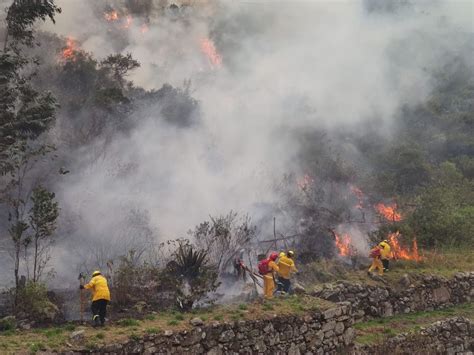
[
  {"xmin": 354, "ymin": 316, "xmax": 474, "ymax": 355},
  {"xmin": 313, "ymin": 272, "xmax": 474, "ymax": 321}
]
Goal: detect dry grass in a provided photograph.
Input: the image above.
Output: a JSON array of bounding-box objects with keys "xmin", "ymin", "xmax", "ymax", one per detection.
[
  {"xmin": 0, "ymin": 295, "xmax": 333, "ymax": 354},
  {"xmin": 300, "ymin": 247, "xmax": 474, "ymax": 291}
]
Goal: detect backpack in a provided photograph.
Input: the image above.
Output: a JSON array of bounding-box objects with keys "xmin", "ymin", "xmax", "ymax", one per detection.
[
  {"xmin": 258, "ymin": 258, "xmax": 271, "ymax": 275},
  {"xmin": 369, "ymin": 247, "xmax": 381, "ymax": 258}
]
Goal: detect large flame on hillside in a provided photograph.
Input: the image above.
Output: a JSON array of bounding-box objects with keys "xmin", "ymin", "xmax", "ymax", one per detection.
[
  {"xmin": 375, "ymin": 203, "xmax": 402, "ymax": 222},
  {"xmin": 60, "ymin": 37, "xmax": 78, "ymax": 61},
  {"xmin": 334, "ymin": 233, "xmax": 352, "ymax": 256},
  {"xmin": 388, "ymin": 231, "xmax": 422, "ymax": 261},
  {"xmin": 200, "ymin": 38, "xmax": 222, "ymax": 68}
]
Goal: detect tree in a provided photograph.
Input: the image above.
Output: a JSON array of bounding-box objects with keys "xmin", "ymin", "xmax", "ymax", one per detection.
[
  {"xmin": 100, "ymin": 53, "xmax": 140, "ymax": 89},
  {"xmin": 0, "ymin": 0, "xmax": 60, "ymax": 290},
  {"xmin": 3, "ymin": 0, "xmax": 61, "ymax": 52},
  {"xmin": 191, "ymin": 212, "xmax": 257, "ymax": 274},
  {"xmin": 28, "ymin": 186, "xmax": 59, "ymax": 283}
]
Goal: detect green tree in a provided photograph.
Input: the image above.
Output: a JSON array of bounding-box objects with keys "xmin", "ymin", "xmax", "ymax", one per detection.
[
  {"xmin": 28, "ymin": 186, "xmax": 59, "ymax": 283},
  {"xmin": 0, "ymin": 0, "xmax": 60, "ymax": 290}
]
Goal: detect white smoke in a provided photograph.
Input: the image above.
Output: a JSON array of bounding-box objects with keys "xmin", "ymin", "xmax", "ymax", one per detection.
[{"xmin": 1, "ymin": 0, "xmax": 472, "ymax": 286}]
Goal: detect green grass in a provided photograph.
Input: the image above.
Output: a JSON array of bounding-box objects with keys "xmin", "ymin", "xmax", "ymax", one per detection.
[
  {"xmin": 117, "ymin": 318, "xmax": 140, "ymax": 327},
  {"xmin": 95, "ymin": 332, "xmax": 105, "ymax": 340},
  {"xmin": 144, "ymin": 314, "xmax": 157, "ymax": 321},
  {"xmin": 145, "ymin": 327, "xmax": 160, "ymax": 335},
  {"xmin": 355, "ymin": 302, "xmax": 474, "ymax": 345},
  {"xmin": 167, "ymin": 320, "xmax": 179, "ymax": 326}
]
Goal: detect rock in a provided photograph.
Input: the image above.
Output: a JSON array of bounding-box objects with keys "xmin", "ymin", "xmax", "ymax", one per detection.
[
  {"xmin": 190, "ymin": 317, "xmax": 204, "ymax": 326},
  {"xmin": 334, "ymin": 322, "xmax": 345, "ymax": 335},
  {"xmin": 432, "ymin": 287, "xmax": 451, "ymax": 303},
  {"xmin": 69, "ymin": 330, "xmax": 85, "ymax": 342},
  {"xmin": 133, "ymin": 301, "xmax": 148, "ymax": 313},
  {"xmin": 322, "ymin": 308, "xmax": 339, "ymax": 320},
  {"xmin": 164, "ymin": 330, "xmax": 173, "ymax": 336},
  {"xmin": 293, "ymin": 283, "xmax": 306, "ymax": 295},
  {"xmin": 399, "ymin": 274, "xmax": 411, "ymax": 288}
]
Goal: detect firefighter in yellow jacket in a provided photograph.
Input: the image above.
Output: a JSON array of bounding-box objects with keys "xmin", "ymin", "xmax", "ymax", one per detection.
[
  {"xmin": 277, "ymin": 250, "xmax": 298, "ymax": 294},
  {"xmin": 80, "ymin": 270, "xmax": 111, "ymax": 326},
  {"xmin": 379, "ymin": 240, "xmax": 391, "ymax": 272},
  {"xmin": 262, "ymin": 252, "xmax": 279, "ymax": 299},
  {"xmin": 368, "ymin": 245, "xmax": 384, "ymax": 276}
]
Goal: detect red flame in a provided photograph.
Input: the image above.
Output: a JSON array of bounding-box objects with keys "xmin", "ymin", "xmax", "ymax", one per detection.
[
  {"xmin": 60, "ymin": 37, "xmax": 78, "ymax": 61},
  {"xmin": 388, "ymin": 231, "xmax": 422, "ymax": 261},
  {"xmin": 334, "ymin": 232, "xmax": 352, "ymax": 257},
  {"xmin": 297, "ymin": 174, "xmax": 314, "ymax": 191},
  {"xmin": 200, "ymin": 38, "xmax": 222, "ymax": 68},
  {"xmin": 375, "ymin": 203, "xmax": 402, "ymax": 222}
]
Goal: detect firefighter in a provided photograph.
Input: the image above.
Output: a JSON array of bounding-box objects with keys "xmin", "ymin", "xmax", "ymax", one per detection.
[
  {"xmin": 368, "ymin": 245, "xmax": 384, "ymax": 276},
  {"xmin": 259, "ymin": 252, "xmax": 279, "ymax": 299},
  {"xmin": 277, "ymin": 250, "xmax": 298, "ymax": 294},
  {"xmin": 379, "ymin": 239, "xmax": 391, "ymax": 272},
  {"xmin": 80, "ymin": 270, "xmax": 111, "ymax": 327}
]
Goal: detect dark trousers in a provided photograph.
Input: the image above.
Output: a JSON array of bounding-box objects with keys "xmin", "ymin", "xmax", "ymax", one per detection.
[
  {"xmin": 276, "ymin": 277, "xmax": 291, "ymax": 293},
  {"xmin": 91, "ymin": 299, "xmax": 108, "ymax": 324},
  {"xmin": 382, "ymin": 259, "xmax": 389, "ymax": 271}
]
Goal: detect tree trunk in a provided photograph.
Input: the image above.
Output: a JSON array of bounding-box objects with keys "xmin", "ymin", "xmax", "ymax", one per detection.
[{"xmin": 33, "ymin": 236, "xmax": 39, "ymax": 283}]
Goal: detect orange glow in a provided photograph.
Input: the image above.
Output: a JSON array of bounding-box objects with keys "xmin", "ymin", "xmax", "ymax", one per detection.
[
  {"xmin": 104, "ymin": 10, "xmax": 119, "ymax": 21},
  {"xmin": 375, "ymin": 203, "xmax": 402, "ymax": 222},
  {"xmin": 350, "ymin": 185, "xmax": 364, "ymax": 209},
  {"xmin": 334, "ymin": 232, "xmax": 352, "ymax": 257},
  {"xmin": 60, "ymin": 37, "xmax": 78, "ymax": 61},
  {"xmin": 200, "ymin": 38, "xmax": 222, "ymax": 68},
  {"xmin": 388, "ymin": 231, "xmax": 422, "ymax": 261},
  {"xmin": 297, "ymin": 174, "xmax": 314, "ymax": 191}
]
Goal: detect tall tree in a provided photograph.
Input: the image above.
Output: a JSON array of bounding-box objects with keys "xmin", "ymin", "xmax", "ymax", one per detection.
[{"xmin": 0, "ymin": 0, "xmax": 60, "ymax": 290}]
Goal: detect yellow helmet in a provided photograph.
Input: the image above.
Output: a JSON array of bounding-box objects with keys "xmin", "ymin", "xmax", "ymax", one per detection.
[
  {"xmin": 279, "ymin": 252, "xmax": 286, "ymax": 258},
  {"xmin": 92, "ymin": 270, "xmax": 101, "ymax": 277},
  {"xmin": 287, "ymin": 250, "xmax": 294, "ymax": 257}
]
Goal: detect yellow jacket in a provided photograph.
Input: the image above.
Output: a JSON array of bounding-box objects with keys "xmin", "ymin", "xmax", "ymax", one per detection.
[
  {"xmin": 268, "ymin": 260, "xmax": 279, "ymax": 275},
  {"xmin": 84, "ymin": 275, "xmax": 110, "ymax": 301},
  {"xmin": 277, "ymin": 255, "xmax": 297, "ymax": 279},
  {"xmin": 379, "ymin": 241, "xmax": 391, "ymax": 260}
]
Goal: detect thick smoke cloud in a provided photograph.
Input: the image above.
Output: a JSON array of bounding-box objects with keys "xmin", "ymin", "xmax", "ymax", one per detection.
[{"xmin": 1, "ymin": 0, "xmax": 472, "ymax": 286}]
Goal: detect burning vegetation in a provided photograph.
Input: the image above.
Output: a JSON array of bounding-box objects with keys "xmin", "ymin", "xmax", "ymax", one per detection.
[
  {"xmin": 0, "ymin": 0, "xmax": 472, "ymax": 337},
  {"xmin": 200, "ymin": 37, "xmax": 222, "ymax": 68}
]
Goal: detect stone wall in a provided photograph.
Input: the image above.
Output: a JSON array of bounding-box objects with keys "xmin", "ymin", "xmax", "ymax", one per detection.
[
  {"xmin": 67, "ymin": 303, "xmax": 355, "ymax": 354},
  {"xmin": 313, "ymin": 272, "xmax": 474, "ymax": 321},
  {"xmin": 353, "ymin": 316, "xmax": 474, "ymax": 355}
]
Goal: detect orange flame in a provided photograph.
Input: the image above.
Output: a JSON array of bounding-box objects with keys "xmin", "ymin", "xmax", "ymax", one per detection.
[
  {"xmin": 334, "ymin": 233, "xmax": 352, "ymax": 257},
  {"xmin": 375, "ymin": 203, "xmax": 402, "ymax": 222},
  {"xmin": 350, "ymin": 185, "xmax": 364, "ymax": 209},
  {"xmin": 297, "ymin": 174, "xmax": 314, "ymax": 191},
  {"xmin": 60, "ymin": 37, "xmax": 78, "ymax": 61},
  {"xmin": 200, "ymin": 38, "xmax": 222, "ymax": 68},
  {"xmin": 104, "ymin": 10, "xmax": 119, "ymax": 21},
  {"xmin": 388, "ymin": 231, "xmax": 422, "ymax": 261}
]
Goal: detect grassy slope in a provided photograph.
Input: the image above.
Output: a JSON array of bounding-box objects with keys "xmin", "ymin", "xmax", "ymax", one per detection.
[
  {"xmin": 300, "ymin": 248, "xmax": 474, "ymax": 291},
  {"xmin": 0, "ymin": 295, "xmax": 333, "ymax": 354},
  {"xmin": 1, "ymin": 249, "xmax": 472, "ymax": 354}
]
